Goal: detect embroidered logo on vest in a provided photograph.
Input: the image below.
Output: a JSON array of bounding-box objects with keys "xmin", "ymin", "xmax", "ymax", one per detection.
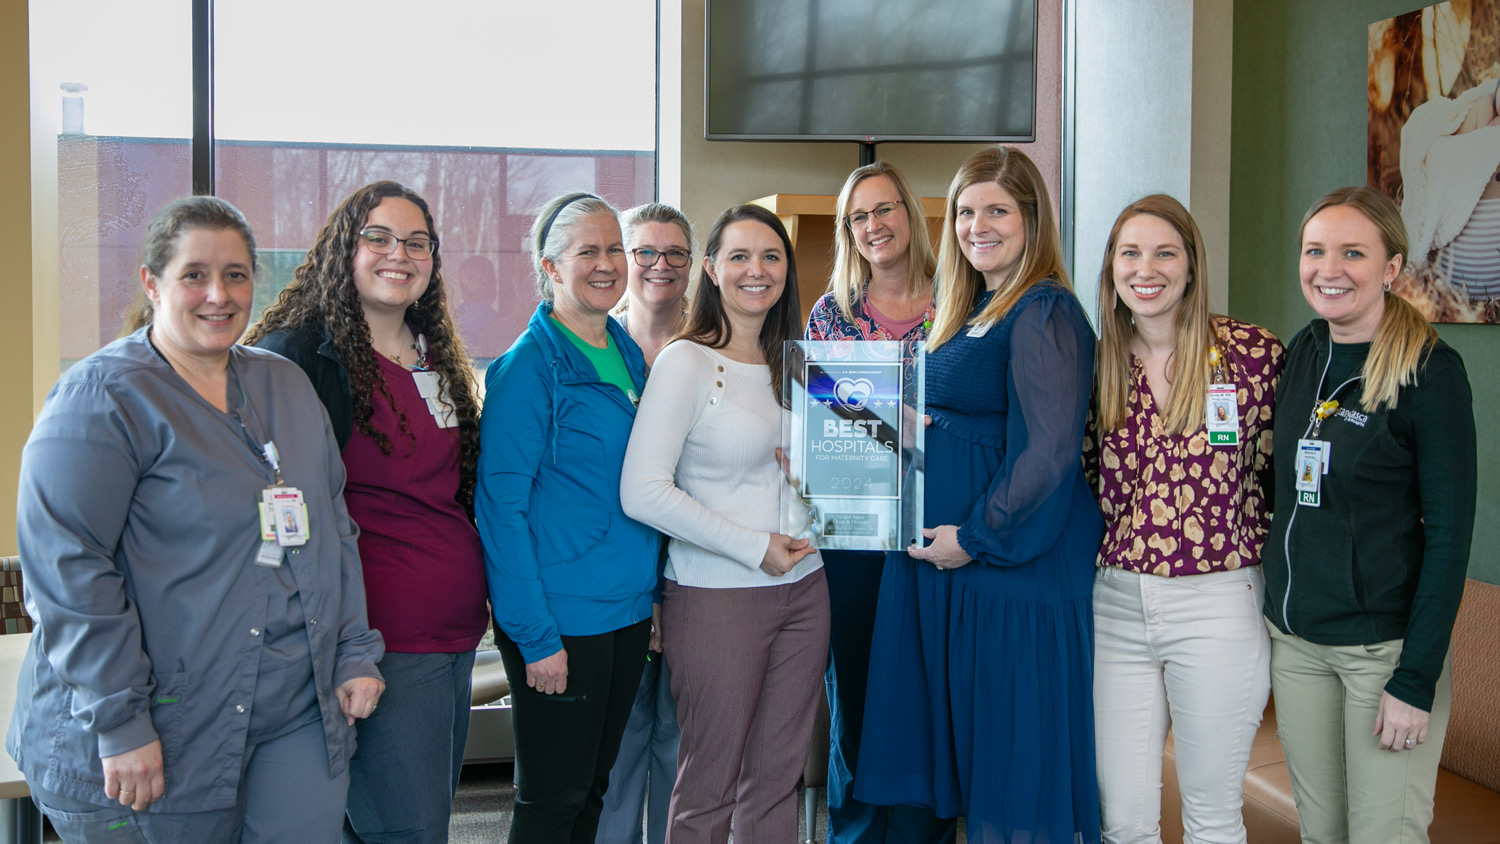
[{"xmin": 1336, "ymin": 408, "xmax": 1369, "ymax": 427}]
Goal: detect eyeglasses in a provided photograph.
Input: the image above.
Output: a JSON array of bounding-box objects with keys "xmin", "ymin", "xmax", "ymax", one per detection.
[
  {"xmin": 358, "ymin": 229, "xmax": 438, "ymax": 259},
  {"xmin": 630, "ymin": 247, "xmax": 692, "ymax": 268},
  {"xmin": 843, "ymin": 201, "xmax": 905, "ymax": 230}
]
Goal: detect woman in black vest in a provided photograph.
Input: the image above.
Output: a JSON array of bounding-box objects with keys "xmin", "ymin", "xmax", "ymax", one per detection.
[{"xmin": 1262, "ymin": 186, "xmax": 1476, "ymax": 844}]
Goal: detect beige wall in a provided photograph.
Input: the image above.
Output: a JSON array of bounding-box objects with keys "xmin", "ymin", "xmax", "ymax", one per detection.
[
  {"xmin": 1190, "ymin": 0, "xmax": 1233, "ymax": 315},
  {"xmin": 676, "ymin": 0, "xmax": 1064, "ymax": 266},
  {"xmin": 1, "ymin": 0, "xmax": 32, "ymax": 555}
]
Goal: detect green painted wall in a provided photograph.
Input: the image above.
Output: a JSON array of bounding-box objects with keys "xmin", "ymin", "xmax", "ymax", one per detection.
[{"xmin": 1231, "ymin": 0, "xmax": 1498, "ymax": 584}]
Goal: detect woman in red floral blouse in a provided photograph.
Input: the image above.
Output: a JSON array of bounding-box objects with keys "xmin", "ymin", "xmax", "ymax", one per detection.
[{"xmin": 1085, "ymin": 194, "xmax": 1283, "ymax": 844}]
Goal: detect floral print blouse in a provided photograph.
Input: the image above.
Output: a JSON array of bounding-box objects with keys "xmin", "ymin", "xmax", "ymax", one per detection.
[
  {"xmin": 805, "ymin": 289, "xmax": 934, "ymax": 349},
  {"xmin": 1084, "ymin": 317, "xmax": 1283, "ymax": 577}
]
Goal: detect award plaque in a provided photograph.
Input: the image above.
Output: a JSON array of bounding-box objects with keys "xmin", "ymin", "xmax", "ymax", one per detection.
[{"xmin": 781, "ymin": 340, "xmax": 924, "ymax": 551}]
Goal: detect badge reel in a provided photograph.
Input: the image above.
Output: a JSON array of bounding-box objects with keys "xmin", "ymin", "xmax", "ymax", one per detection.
[{"xmin": 255, "ymin": 441, "xmax": 308, "ymax": 567}]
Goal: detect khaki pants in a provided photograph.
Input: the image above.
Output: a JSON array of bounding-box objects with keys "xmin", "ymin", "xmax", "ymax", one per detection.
[{"xmin": 1266, "ymin": 621, "xmax": 1453, "ymax": 844}]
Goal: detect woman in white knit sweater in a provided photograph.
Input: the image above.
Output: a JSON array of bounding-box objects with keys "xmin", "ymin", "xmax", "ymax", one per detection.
[{"xmin": 621, "ymin": 204, "xmax": 829, "ymax": 844}]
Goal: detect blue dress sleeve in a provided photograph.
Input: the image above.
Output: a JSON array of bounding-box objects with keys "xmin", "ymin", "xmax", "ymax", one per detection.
[{"xmin": 957, "ymin": 293, "xmax": 1096, "ymax": 565}]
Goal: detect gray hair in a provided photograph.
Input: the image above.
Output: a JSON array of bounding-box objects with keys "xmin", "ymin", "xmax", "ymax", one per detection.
[
  {"xmin": 621, "ymin": 202, "xmax": 695, "ymax": 253},
  {"xmin": 529, "ymin": 192, "xmax": 619, "ymax": 302}
]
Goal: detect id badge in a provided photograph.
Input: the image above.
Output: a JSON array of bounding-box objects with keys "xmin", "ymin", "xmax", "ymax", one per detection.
[
  {"xmin": 1206, "ymin": 383, "xmax": 1239, "ymax": 446},
  {"xmin": 412, "ymin": 370, "xmax": 440, "ymax": 399},
  {"xmin": 254, "ymin": 540, "xmax": 284, "ymax": 568},
  {"xmin": 1295, "ymin": 438, "xmax": 1327, "ymax": 507},
  {"xmin": 426, "ymin": 396, "xmax": 458, "ymax": 428},
  {"xmin": 258, "ymin": 499, "xmax": 276, "ymax": 541},
  {"xmin": 269, "ymin": 487, "xmax": 309, "ymax": 547},
  {"xmin": 414, "ymin": 371, "xmax": 460, "ymax": 428},
  {"xmin": 256, "ymin": 489, "xmax": 282, "ymax": 567}
]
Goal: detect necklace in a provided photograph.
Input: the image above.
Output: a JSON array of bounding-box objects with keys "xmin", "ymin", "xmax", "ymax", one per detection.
[{"xmin": 381, "ymin": 333, "xmax": 428, "ymax": 369}]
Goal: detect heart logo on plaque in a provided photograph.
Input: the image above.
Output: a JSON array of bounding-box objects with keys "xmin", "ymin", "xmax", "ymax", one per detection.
[{"xmin": 833, "ymin": 377, "xmax": 875, "ymax": 411}]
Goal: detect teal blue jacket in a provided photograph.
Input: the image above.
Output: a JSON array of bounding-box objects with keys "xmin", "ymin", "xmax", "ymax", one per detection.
[{"xmin": 476, "ymin": 303, "xmax": 658, "ymax": 662}]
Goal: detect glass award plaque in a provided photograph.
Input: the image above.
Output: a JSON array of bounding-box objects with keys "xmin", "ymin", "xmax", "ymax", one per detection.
[{"xmin": 781, "ymin": 340, "xmax": 924, "ymax": 552}]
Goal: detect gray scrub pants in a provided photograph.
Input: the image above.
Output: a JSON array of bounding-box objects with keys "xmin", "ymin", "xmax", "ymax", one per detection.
[{"xmin": 31, "ymin": 716, "xmax": 349, "ymax": 843}]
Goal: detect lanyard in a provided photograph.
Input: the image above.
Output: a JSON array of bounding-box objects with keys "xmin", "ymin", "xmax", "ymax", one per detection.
[
  {"xmin": 1306, "ymin": 342, "xmax": 1361, "ymax": 440},
  {"xmin": 226, "ymin": 358, "xmax": 285, "ymax": 487}
]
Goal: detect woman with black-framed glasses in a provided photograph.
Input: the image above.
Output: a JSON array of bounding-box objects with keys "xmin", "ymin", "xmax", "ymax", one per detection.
[
  {"xmin": 248, "ymin": 180, "xmax": 487, "ymax": 844},
  {"xmin": 596, "ymin": 203, "xmax": 695, "ymax": 844}
]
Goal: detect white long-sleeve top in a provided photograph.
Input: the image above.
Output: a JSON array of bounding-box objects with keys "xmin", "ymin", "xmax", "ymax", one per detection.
[{"xmin": 621, "ymin": 340, "xmax": 822, "ymax": 589}]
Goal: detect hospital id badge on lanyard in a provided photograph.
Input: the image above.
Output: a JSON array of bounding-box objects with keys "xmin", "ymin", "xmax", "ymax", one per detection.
[
  {"xmin": 1295, "ymin": 400, "xmax": 1339, "ymax": 508},
  {"xmin": 255, "ymin": 441, "xmax": 308, "ymax": 567},
  {"xmin": 1206, "ymin": 347, "xmax": 1239, "ymax": 446}
]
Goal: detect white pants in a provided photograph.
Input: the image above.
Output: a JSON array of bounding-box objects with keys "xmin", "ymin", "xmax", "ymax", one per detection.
[{"xmin": 1093, "ymin": 566, "xmax": 1272, "ymax": 844}]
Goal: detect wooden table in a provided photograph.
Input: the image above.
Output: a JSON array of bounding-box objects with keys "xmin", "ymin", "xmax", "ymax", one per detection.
[{"xmin": 0, "ymin": 633, "xmax": 42, "ymax": 844}]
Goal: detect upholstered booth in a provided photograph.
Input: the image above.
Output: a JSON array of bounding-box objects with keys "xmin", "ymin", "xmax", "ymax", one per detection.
[{"xmin": 1162, "ymin": 578, "xmax": 1500, "ymax": 843}]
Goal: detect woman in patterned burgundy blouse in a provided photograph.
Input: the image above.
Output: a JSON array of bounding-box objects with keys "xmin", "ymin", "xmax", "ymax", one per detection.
[{"xmin": 1085, "ymin": 194, "xmax": 1283, "ymax": 844}]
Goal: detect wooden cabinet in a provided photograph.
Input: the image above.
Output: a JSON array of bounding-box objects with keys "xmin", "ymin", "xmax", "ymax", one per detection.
[{"xmin": 748, "ymin": 194, "xmax": 946, "ymax": 320}]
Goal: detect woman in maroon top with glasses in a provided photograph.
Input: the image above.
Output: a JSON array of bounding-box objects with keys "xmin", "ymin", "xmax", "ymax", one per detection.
[
  {"xmin": 1084, "ymin": 194, "xmax": 1282, "ymax": 844},
  {"xmin": 249, "ymin": 181, "xmax": 488, "ymax": 844}
]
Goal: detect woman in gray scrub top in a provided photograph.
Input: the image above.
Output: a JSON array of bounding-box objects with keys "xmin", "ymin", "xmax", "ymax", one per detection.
[{"xmin": 5, "ymin": 197, "xmax": 387, "ymax": 844}]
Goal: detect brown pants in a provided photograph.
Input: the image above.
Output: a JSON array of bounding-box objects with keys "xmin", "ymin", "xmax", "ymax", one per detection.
[{"xmin": 661, "ymin": 569, "xmax": 830, "ymax": 844}]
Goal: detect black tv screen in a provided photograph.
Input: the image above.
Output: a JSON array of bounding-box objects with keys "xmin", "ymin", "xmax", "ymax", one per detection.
[{"xmin": 705, "ymin": 0, "xmax": 1037, "ymax": 143}]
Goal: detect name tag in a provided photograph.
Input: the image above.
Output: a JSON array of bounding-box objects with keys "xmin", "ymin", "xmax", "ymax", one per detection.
[
  {"xmin": 413, "ymin": 371, "xmax": 459, "ymax": 428},
  {"xmin": 263, "ymin": 487, "xmax": 309, "ymax": 546},
  {"xmin": 1206, "ymin": 383, "xmax": 1239, "ymax": 446},
  {"xmin": 1295, "ymin": 438, "xmax": 1330, "ymax": 507}
]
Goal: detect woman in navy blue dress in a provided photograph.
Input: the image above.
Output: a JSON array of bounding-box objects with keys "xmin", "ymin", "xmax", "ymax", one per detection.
[{"xmin": 856, "ymin": 147, "xmax": 1103, "ymax": 844}]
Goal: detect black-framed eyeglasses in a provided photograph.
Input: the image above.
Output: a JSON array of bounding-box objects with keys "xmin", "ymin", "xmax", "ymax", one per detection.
[
  {"xmin": 358, "ymin": 229, "xmax": 438, "ymax": 259},
  {"xmin": 630, "ymin": 247, "xmax": 692, "ymax": 268},
  {"xmin": 843, "ymin": 201, "xmax": 905, "ymax": 230}
]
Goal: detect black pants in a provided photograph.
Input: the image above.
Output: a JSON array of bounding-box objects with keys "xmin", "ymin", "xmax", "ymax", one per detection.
[{"xmin": 497, "ymin": 620, "xmax": 651, "ymax": 844}]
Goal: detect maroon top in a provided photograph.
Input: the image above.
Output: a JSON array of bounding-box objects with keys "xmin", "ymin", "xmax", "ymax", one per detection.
[
  {"xmin": 1086, "ymin": 317, "xmax": 1283, "ymax": 577},
  {"xmin": 342, "ymin": 354, "xmax": 488, "ymax": 651}
]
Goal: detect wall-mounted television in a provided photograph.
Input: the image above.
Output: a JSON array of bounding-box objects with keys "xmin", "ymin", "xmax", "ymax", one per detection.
[{"xmin": 705, "ymin": 0, "xmax": 1038, "ymax": 144}]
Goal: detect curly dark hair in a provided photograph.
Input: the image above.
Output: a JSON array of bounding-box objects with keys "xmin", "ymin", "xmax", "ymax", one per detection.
[{"xmin": 244, "ymin": 181, "xmax": 482, "ymax": 516}]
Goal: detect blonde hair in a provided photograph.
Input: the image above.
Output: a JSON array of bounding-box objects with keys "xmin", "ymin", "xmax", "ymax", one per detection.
[
  {"xmin": 1096, "ymin": 195, "xmax": 1216, "ymax": 435},
  {"xmin": 1299, "ymin": 186, "xmax": 1436, "ymax": 412},
  {"xmin": 928, "ymin": 147, "xmax": 1070, "ymax": 352},
  {"xmin": 828, "ymin": 163, "xmax": 937, "ymax": 322},
  {"xmin": 613, "ymin": 202, "xmax": 694, "ymax": 319}
]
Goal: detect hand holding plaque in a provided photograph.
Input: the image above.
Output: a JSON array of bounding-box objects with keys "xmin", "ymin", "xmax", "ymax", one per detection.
[{"xmin": 781, "ymin": 340, "xmax": 924, "ymax": 551}]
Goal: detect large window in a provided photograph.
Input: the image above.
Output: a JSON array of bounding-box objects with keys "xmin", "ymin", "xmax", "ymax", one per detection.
[{"xmin": 35, "ymin": 0, "xmax": 659, "ymax": 369}]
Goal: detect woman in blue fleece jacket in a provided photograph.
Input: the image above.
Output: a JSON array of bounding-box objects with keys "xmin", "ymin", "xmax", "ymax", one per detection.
[{"xmin": 476, "ymin": 192, "xmax": 660, "ymax": 844}]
